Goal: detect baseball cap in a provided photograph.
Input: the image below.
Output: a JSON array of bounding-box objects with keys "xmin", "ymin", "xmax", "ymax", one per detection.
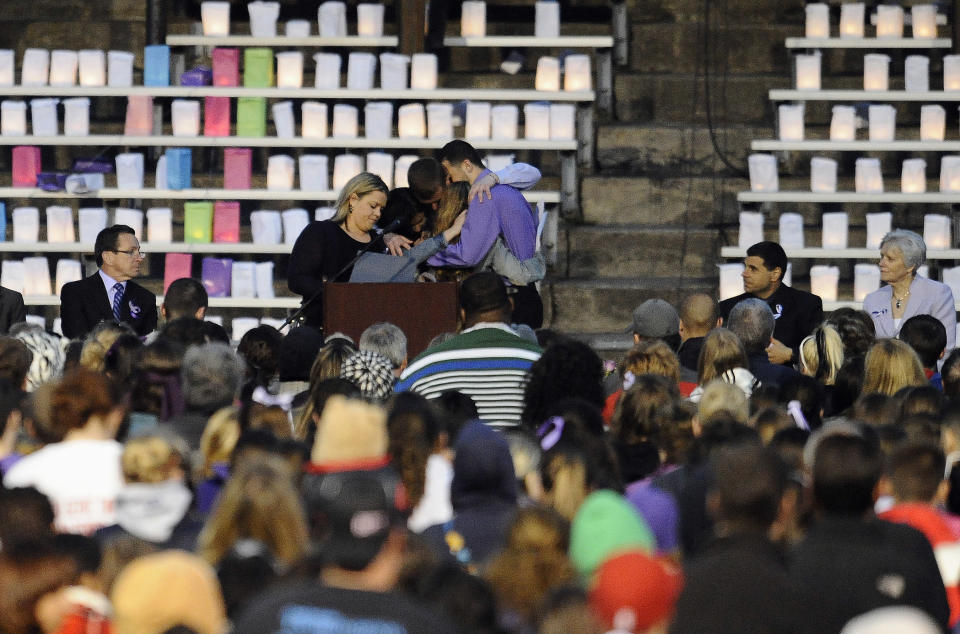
[
  {"xmin": 626, "ymin": 299, "xmax": 680, "ymax": 338},
  {"xmin": 589, "ymin": 550, "xmax": 683, "ymax": 631},
  {"xmin": 301, "ymin": 465, "xmax": 408, "ymax": 571}
]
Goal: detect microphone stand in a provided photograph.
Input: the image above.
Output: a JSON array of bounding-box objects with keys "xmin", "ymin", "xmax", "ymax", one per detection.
[{"xmin": 279, "ymin": 220, "xmax": 400, "ymax": 332}]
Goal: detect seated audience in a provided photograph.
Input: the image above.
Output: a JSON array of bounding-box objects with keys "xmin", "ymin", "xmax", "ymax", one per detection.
[
  {"xmin": 360, "ymin": 322, "xmax": 409, "ymax": 378},
  {"xmin": 676, "ymin": 293, "xmax": 720, "ymax": 376},
  {"xmin": 726, "ymin": 298, "xmax": 799, "ymax": 388},
  {"xmin": 899, "ymin": 314, "xmax": 948, "ymax": 390},
  {"xmin": 688, "ymin": 327, "xmax": 760, "ymax": 402},
  {"xmin": 862, "ymin": 338, "xmax": 928, "ymax": 396}
]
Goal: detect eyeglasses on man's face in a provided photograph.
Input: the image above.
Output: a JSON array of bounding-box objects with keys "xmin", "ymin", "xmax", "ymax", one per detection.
[{"xmin": 113, "ymin": 248, "xmax": 144, "ymax": 258}]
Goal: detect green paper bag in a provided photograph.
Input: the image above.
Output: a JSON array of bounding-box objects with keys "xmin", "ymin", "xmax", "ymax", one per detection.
[
  {"xmin": 236, "ymin": 97, "xmax": 267, "ymax": 137},
  {"xmin": 243, "ymin": 48, "xmax": 274, "ymax": 87},
  {"xmin": 184, "ymin": 201, "xmax": 214, "ymax": 243}
]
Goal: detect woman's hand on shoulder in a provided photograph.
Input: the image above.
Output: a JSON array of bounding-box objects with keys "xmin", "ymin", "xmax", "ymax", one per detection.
[{"xmin": 384, "ymin": 232, "xmax": 413, "ymax": 256}]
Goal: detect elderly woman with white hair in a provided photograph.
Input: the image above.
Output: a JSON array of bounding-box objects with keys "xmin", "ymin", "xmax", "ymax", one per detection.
[{"xmin": 862, "ymin": 229, "xmax": 956, "ymax": 351}]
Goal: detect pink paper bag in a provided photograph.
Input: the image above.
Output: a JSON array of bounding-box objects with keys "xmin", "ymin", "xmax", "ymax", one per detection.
[
  {"xmin": 12, "ymin": 146, "xmax": 41, "ymax": 187},
  {"xmin": 213, "ymin": 201, "xmax": 240, "ymax": 242},
  {"xmin": 223, "ymin": 148, "xmax": 252, "ymax": 189},
  {"xmin": 124, "ymin": 95, "xmax": 154, "ymax": 136},
  {"xmin": 204, "ymin": 96, "xmax": 230, "ymax": 136},
  {"xmin": 212, "ymin": 48, "xmax": 239, "ymax": 87},
  {"xmin": 163, "ymin": 253, "xmax": 193, "ymax": 293}
]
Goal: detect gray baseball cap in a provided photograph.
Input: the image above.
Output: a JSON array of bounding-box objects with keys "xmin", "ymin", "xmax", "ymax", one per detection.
[{"xmin": 627, "ymin": 299, "xmax": 680, "ymax": 338}]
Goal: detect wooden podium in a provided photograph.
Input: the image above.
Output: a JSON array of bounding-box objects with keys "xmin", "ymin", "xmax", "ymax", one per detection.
[{"xmin": 323, "ymin": 282, "xmax": 459, "ymax": 357}]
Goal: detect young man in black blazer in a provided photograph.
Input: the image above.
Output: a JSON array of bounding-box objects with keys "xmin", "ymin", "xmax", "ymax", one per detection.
[{"xmin": 60, "ymin": 225, "xmax": 158, "ymax": 339}]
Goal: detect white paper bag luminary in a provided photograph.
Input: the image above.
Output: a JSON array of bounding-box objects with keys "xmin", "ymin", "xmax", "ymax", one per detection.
[
  {"xmin": 461, "ymin": 1, "xmax": 486, "ymax": 37},
  {"xmin": 332, "ymin": 154, "xmax": 363, "ymax": 189},
  {"xmin": 281, "ymin": 209, "xmax": 310, "ymax": 244},
  {"xmin": 255, "ymin": 262, "xmax": 275, "ymax": 298},
  {"xmin": 738, "ymin": 211, "xmax": 764, "ymax": 248},
  {"xmin": 22, "ymin": 257, "xmax": 51, "ymax": 295},
  {"xmin": 394, "ymin": 155, "xmax": 417, "ymax": 188},
  {"xmin": 346, "ymin": 52, "xmax": 376, "ymax": 90},
  {"xmin": 286, "ymin": 20, "xmax": 311, "ymax": 37},
  {"xmin": 866, "ymin": 212, "xmax": 892, "ymax": 249},
  {"xmin": 63, "ymin": 98, "xmax": 90, "ymax": 136},
  {"xmin": 944, "ymin": 268, "xmax": 960, "ymax": 305},
  {"xmin": 564, "ymin": 55, "xmax": 591, "ymax": 91},
  {"xmin": 1, "ymin": 101, "xmax": 27, "ymax": 136},
  {"xmin": 535, "ymin": 57, "xmax": 560, "ymax": 91},
  {"xmin": 45, "ymin": 206, "xmax": 74, "ymax": 242},
  {"xmin": 944, "ymin": 56, "xmax": 960, "ymax": 90},
  {"xmin": 810, "ymin": 157, "xmax": 838, "ymax": 193},
  {"xmin": 272, "ymin": 101, "xmax": 295, "ymax": 138},
  {"xmin": 718, "ymin": 263, "xmax": 745, "ymax": 300},
  {"xmin": 49, "ymin": 50, "xmax": 78, "ymax": 87},
  {"xmin": 357, "ymin": 4, "xmax": 385, "ymax": 36},
  {"xmin": 147, "ymin": 207, "xmax": 173, "ymax": 242},
  {"xmin": 536, "ymin": 1, "xmax": 561, "ymax": 38},
  {"xmin": 0, "ymin": 261, "xmax": 24, "ymax": 294},
  {"xmin": 491, "ymin": 104, "xmax": 518, "ymax": 140},
  {"xmin": 868, "ymin": 104, "xmax": 896, "ymax": 142},
  {"xmin": 912, "ymin": 4, "xmax": 937, "ymax": 38},
  {"xmin": 778, "ymin": 104, "xmax": 804, "ymax": 141},
  {"xmin": 21, "ymin": 49, "xmax": 49, "ymax": 86},
  {"xmin": 364, "ymin": 101, "xmax": 393, "ymax": 139},
  {"xmin": 779, "ymin": 213, "xmax": 804, "ymax": 249},
  {"xmin": 427, "ymin": 103, "xmax": 454, "ymax": 139},
  {"xmin": 924, "ymin": 214, "xmax": 951, "ymax": 249},
  {"xmin": 301, "ymin": 101, "xmax": 328, "ymax": 138},
  {"xmin": 524, "ymin": 103, "xmax": 550, "ymax": 140},
  {"xmin": 318, "ymin": 1, "xmax": 347, "ymax": 37},
  {"xmin": 821, "ymin": 212, "xmax": 849, "ymax": 249},
  {"xmin": 30, "ymin": 98, "xmax": 59, "ymax": 137},
  {"xmin": 397, "ymin": 103, "xmax": 426, "ymax": 138},
  {"xmin": 855, "ymin": 157, "xmax": 884, "ymax": 193},
  {"xmin": 0, "ymin": 51, "xmax": 14, "ymax": 86},
  {"xmin": 550, "ymin": 104, "xmax": 575, "ymax": 140},
  {"xmin": 55, "ymin": 260, "xmax": 82, "ymax": 294},
  {"xmin": 313, "ymin": 53, "xmax": 341, "ymax": 90},
  {"xmin": 410, "ymin": 54, "xmax": 438, "ymax": 90},
  {"xmin": 795, "ymin": 53, "xmax": 821, "ymax": 90},
  {"xmin": 115, "ymin": 153, "xmax": 145, "ymax": 190},
  {"xmin": 485, "ymin": 154, "xmax": 514, "ymax": 172},
  {"xmin": 250, "ymin": 210, "xmax": 283, "ymax": 244},
  {"xmin": 366, "ymin": 152, "xmax": 394, "ymax": 188},
  {"xmin": 231, "ymin": 262, "xmax": 256, "ymax": 298},
  {"xmin": 171, "ymin": 100, "xmax": 201, "ymax": 137},
  {"xmin": 379, "ymin": 53, "xmax": 410, "ymax": 90},
  {"xmin": 248, "ymin": 1, "xmax": 280, "ymax": 37},
  {"xmin": 465, "ymin": 102, "xmax": 491, "ymax": 139},
  {"xmin": 332, "ymin": 104, "xmax": 359, "ymax": 138},
  {"xmin": 275, "ymin": 51, "xmax": 304, "ymax": 88},
  {"xmin": 810, "ymin": 266, "xmax": 840, "ymax": 301},
  {"xmin": 901, "ymin": 158, "xmax": 927, "ymax": 193},
  {"xmin": 78, "ymin": 208, "xmax": 108, "ymax": 244},
  {"xmin": 905, "ymin": 56, "xmax": 930, "ymax": 92},
  {"xmin": 201, "ymin": 1, "xmax": 231, "ymax": 36},
  {"xmin": 299, "ymin": 155, "xmax": 329, "ymax": 191},
  {"xmin": 107, "ymin": 51, "xmax": 134, "ymax": 87},
  {"xmin": 830, "ymin": 105, "xmax": 857, "ymax": 141},
  {"xmin": 748, "ymin": 154, "xmax": 778, "ymax": 192},
  {"xmin": 875, "ymin": 5, "xmax": 904, "ymax": 38},
  {"xmin": 78, "ymin": 50, "xmax": 106, "ymax": 87},
  {"xmin": 854, "ymin": 264, "xmax": 882, "ymax": 301},
  {"xmin": 231, "ymin": 318, "xmax": 260, "ymax": 343},
  {"xmin": 805, "ymin": 3, "xmax": 829, "ymax": 37},
  {"xmin": 267, "ymin": 155, "xmax": 295, "ymax": 190},
  {"xmin": 941, "ymin": 156, "xmax": 960, "ymax": 192},
  {"xmin": 114, "ymin": 208, "xmax": 143, "ymax": 240},
  {"xmin": 863, "ymin": 54, "xmax": 890, "ymax": 91},
  {"xmin": 840, "ymin": 3, "xmax": 865, "ymax": 37}
]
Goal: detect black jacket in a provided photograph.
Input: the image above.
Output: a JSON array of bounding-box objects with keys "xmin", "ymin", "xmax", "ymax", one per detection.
[
  {"xmin": 60, "ymin": 273, "xmax": 157, "ymax": 339},
  {"xmin": 719, "ymin": 284, "xmax": 823, "ymax": 361}
]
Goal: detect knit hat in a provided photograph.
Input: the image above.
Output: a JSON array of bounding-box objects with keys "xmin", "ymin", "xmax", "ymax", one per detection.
[
  {"xmin": 110, "ymin": 550, "xmax": 227, "ymax": 634},
  {"xmin": 589, "ymin": 550, "xmax": 683, "ymax": 632},
  {"xmin": 569, "ymin": 490, "xmax": 655, "ymax": 579},
  {"xmin": 278, "ymin": 326, "xmax": 324, "ymax": 382},
  {"xmin": 339, "ymin": 350, "xmax": 395, "ymax": 401},
  {"xmin": 310, "ymin": 395, "xmax": 388, "ymax": 466},
  {"xmin": 626, "ymin": 299, "xmax": 679, "ymax": 338}
]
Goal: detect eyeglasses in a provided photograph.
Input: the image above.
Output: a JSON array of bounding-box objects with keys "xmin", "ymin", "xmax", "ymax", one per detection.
[{"xmin": 113, "ymin": 248, "xmax": 144, "ymax": 258}]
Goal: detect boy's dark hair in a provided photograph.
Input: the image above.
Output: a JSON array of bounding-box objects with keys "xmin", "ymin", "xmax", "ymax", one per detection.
[
  {"xmin": 407, "ymin": 158, "xmax": 446, "ymax": 203},
  {"xmin": 899, "ymin": 314, "xmax": 947, "ymax": 369},
  {"xmin": 164, "ymin": 278, "xmax": 208, "ymax": 320},
  {"xmin": 813, "ymin": 433, "xmax": 883, "ymax": 515},
  {"xmin": 710, "ymin": 444, "xmax": 787, "ymax": 530},
  {"xmin": 745, "ymin": 241, "xmax": 788, "ymax": 282},
  {"xmin": 887, "ymin": 442, "xmax": 946, "ymax": 503},
  {"xmin": 438, "ymin": 139, "xmax": 484, "ymax": 168}
]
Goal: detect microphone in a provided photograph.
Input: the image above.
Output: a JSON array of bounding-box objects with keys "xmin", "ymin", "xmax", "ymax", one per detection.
[{"xmin": 377, "ymin": 217, "xmax": 402, "ymax": 234}]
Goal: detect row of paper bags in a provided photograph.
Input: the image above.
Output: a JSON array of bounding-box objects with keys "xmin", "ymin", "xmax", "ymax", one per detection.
[
  {"xmin": 777, "ymin": 104, "xmax": 956, "ymax": 142},
  {"xmin": 0, "ymin": 49, "xmax": 135, "ymax": 87},
  {"xmin": 738, "ymin": 211, "xmax": 952, "ymax": 250},
  {"xmin": 794, "ymin": 53, "xmax": 954, "ymax": 91},
  {"xmin": 749, "ymin": 153, "xmax": 960, "ymax": 193},
  {"xmin": 804, "ymin": 3, "xmax": 938, "ymax": 39}
]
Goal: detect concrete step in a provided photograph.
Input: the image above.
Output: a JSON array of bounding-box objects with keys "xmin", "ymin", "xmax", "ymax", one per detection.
[
  {"xmin": 581, "ymin": 174, "xmax": 743, "ymax": 225},
  {"xmin": 629, "ymin": 23, "xmax": 795, "ymax": 74},
  {"xmin": 596, "ymin": 123, "xmax": 769, "ymax": 173},
  {"xmin": 626, "ymin": 0, "xmax": 803, "ymax": 24},
  {"xmin": 560, "ymin": 225, "xmax": 719, "ymax": 278},
  {"xmin": 543, "ymin": 277, "xmax": 716, "ymax": 332}
]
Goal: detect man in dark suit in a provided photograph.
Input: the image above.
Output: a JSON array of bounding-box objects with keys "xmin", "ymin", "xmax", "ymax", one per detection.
[
  {"xmin": 60, "ymin": 224, "xmax": 157, "ymax": 339},
  {"xmin": 719, "ymin": 241, "xmax": 823, "ymax": 366},
  {"xmin": 0, "ymin": 286, "xmax": 25, "ymax": 334}
]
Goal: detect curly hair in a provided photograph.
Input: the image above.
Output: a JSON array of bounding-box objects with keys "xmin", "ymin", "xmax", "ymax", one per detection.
[
  {"xmin": 826, "ymin": 307, "xmax": 876, "ymax": 359},
  {"xmin": 237, "ymin": 325, "xmax": 283, "ymax": 388},
  {"xmin": 386, "ymin": 392, "xmax": 442, "ymax": 509},
  {"xmin": 621, "ymin": 340, "xmax": 680, "ymax": 384},
  {"xmin": 521, "ymin": 340, "xmax": 604, "ymax": 432}
]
